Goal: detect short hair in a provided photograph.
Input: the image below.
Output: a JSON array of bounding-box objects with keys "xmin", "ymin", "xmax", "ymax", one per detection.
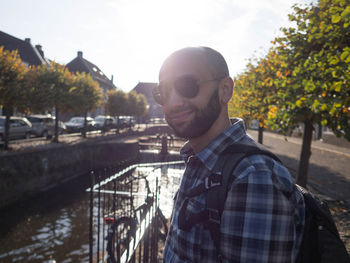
[
  {"xmin": 161, "ymin": 46, "xmax": 229, "ymax": 79},
  {"xmin": 200, "ymin": 46, "xmax": 229, "ymax": 79}
]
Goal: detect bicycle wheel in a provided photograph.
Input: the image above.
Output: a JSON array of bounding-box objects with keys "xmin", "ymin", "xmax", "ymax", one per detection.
[
  {"xmin": 156, "ymin": 208, "xmax": 169, "ymax": 241},
  {"xmin": 106, "ymin": 216, "xmax": 138, "ymax": 263}
]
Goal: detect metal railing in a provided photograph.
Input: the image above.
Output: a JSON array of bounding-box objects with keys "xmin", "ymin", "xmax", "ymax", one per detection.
[{"xmin": 86, "ymin": 160, "xmax": 184, "ymax": 263}]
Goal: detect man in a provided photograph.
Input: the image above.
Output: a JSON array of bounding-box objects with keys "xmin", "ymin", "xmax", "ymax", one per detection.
[{"xmin": 153, "ymin": 47, "xmax": 305, "ymax": 262}]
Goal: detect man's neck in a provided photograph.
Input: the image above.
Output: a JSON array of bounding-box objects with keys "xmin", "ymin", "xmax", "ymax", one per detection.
[{"xmin": 188, "ymin": 114, "xmax": 231, "ymax": 154}]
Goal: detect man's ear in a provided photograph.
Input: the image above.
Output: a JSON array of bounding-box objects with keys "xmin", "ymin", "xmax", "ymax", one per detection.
[{"xmin": 220, "ymin": 77, "xmax": 234, "ymax": 104}]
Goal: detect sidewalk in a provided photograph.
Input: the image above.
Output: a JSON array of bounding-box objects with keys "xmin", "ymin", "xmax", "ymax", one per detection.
[
  {"xmin": 249, "ymin": 130, "xmax": 350, "ymax": 157},
  {"xmin": 247, "ymin": 129, "xmax": 350, "ymax": 201}
]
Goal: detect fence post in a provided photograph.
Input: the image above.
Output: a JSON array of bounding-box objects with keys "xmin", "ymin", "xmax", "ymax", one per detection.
[
  {"xmin": 154, "ymin": 177, "xmax": 159, "ymax": 262},
  {"xmin": 97, "ymin": 171, "xmax": 101, "ymax": 262},
  {"xmin": 89, "ymin": 171, "xmax": 95, "ymax": 263}
]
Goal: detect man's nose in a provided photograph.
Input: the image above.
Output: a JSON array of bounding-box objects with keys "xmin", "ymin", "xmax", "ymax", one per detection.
[{"xmin": 165, "ymin": 87, "xmax": 184, "ymax": 107}]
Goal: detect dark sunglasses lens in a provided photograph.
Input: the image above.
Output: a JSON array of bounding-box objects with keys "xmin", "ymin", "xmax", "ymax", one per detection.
[{"xmin": 175, "ymin": 76, "xmax": 199, "ymax": 98}]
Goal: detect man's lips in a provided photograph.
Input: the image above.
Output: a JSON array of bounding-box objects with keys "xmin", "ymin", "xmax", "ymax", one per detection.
[{"xmin": 168, "ymin": 110, "xmax": 193, "ymax": 122}]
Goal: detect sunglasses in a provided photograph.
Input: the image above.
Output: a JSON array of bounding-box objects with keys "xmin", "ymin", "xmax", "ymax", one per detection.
[{"xmin": 152, "ymin": 75, "xmax": 224, "ymax": 105}]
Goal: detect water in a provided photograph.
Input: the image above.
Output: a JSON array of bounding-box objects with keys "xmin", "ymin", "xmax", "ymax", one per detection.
[
  {"xmin": 0, "ymin": 175, "xmax": 92, "ymax": 263},
  {"xmin": 0, "ymin": 159, "xmax": 184, "ymax": 263}
]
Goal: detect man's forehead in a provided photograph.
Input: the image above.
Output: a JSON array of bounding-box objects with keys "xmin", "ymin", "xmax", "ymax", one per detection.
[{"xmin": 159, "ymin": 49, "xmax": 211, "ymax": 82}]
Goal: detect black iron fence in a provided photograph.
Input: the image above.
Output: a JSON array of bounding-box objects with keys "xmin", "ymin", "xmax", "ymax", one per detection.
[{"xmin": 86, "ymin": 160, "xmax": 184, "ymax": 263}]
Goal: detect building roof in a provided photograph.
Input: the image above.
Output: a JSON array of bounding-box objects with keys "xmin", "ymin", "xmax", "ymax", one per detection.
[
  {"xmin": 66, "ymin": 51, "xmax": 116, "ymax": 91},
  {"xmin": 0, "ymin": 30, "xmax": 48, "ymax": 66}
]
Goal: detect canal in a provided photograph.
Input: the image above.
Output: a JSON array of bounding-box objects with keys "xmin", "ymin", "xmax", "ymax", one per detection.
[{"xmin": 0, "ymin": 151, "xmax": 183, "ymax": 263}]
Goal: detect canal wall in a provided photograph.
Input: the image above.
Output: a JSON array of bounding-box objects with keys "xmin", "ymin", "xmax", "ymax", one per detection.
[{"xmin": 0, "ymin": 137, "xmax": 139, "ymax": 209}]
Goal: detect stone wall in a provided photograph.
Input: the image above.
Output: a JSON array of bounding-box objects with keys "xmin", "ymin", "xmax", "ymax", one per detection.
[{"xmin": 0, "ymin": 138, "xmax": 139, "ymax": 209}]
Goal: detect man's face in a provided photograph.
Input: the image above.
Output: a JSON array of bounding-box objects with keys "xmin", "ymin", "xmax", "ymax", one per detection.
[{"xmin": 159, "ymin": 52, "xmax": 222, "ymax": 139}]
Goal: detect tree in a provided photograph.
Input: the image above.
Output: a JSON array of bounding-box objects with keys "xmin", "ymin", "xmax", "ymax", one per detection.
[
  {"xmin": 268, "ymin": 0, "xmax": 350, "ymax": 186},
  {"xmin": 126, "ymin": 91, "xmax": 149, "ymax": 125},
  {"xmin": 105, "ymin": 90, "xmax": 128, "ymax": 133},
  {"xmin": 229, "ymin": 64, "xmax": 257, "ymax": 128},
  {"xmin": 0, "ymin": 46, "xmax": 27, "ymax": 149},
  {"xmin": 29, "ymin": 62, "xmax": 74, "ymax": 142},
  {"xmin": 229, "ymin": 49, "xmax": 282, "ymax": 144},
  {"xmin": 135, "ymin": 93, "xmax": 148, "ymax": 122},
  {"xmin": 70, "ymin": 72, "xmax": 103, "ymax": 137},
  {"xmin": 24, "ymin": 65, "xmax": 51, "ymax": 114},
  {"xmin": 126, "ymin": 91, "xmax": 138, "ymax": 116}
]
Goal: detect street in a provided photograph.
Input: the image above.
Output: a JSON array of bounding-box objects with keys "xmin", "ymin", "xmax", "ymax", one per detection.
[{"xmin": 248, "ymin": 130, "xmax": 350, "ymax": 202}]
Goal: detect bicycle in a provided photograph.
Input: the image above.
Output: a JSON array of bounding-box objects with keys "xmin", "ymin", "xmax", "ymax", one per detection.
[{"xmin": 104, "ymin": 172, "xmax": 168, "ymax": 263}]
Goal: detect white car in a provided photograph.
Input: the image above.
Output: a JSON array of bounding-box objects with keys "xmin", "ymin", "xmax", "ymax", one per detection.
[
  {"xmin": 64, "ymin": 117, "xmax": 95, "ymax": 133},
  {"xmin": 93, "ymin": 115, "xmax": 115, "ymax": 131},
  {"xmin": 0, "ymin": 116, "xmax": 32, "ymax": 140}
]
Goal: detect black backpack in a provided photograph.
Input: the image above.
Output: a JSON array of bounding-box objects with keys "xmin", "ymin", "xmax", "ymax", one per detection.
[{"xmin": 178, "ymin": 141, "xmax": 350, "ymax": 263}]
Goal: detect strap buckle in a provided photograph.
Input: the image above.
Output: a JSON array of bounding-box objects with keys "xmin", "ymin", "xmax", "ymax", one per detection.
[
  {"xmin": 205, "ymin": 175, "xmax": 221, "ymax": 189},
  {"xmin": 207, "ymin": 208, "xmax": 221, "ymax": 224}
]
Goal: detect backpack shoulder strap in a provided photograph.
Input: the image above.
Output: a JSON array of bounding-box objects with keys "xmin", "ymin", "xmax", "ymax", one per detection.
[
  {"xmin": 208, "ymin": 141, "xmax": 282, "ymax": 215},
  {"xmin": 206, "ymin": 141, "xmax": 282, "ymax": 259}
]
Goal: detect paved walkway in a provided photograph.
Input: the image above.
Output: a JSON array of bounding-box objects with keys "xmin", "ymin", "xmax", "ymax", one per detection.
[{"xmin": 247, "ymin": 129, "xmax": 350, "ymax": 202}]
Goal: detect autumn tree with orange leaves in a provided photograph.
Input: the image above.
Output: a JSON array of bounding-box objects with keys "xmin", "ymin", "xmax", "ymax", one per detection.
[
  {"xmin": 230, "ymin": 0, "xmax": 350, "ymax": 187},
  {"xmin": 229, "ymin": 49, "xmax": 282, "ymax": 144},
  {"xmin": 0, "ymin": 46, "xmax": 27, "ymax": 149},
  {"xmin": 269, "ymin": 0, "xmax": 350, "ymax": 186}
]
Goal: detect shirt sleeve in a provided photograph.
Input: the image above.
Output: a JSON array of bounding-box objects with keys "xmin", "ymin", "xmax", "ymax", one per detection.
[{"xmin": 219, "ymin": 162, "xmax": 297, "ymax": 263}]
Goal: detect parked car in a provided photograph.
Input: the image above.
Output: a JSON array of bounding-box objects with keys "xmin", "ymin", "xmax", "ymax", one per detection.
[
  {"xmin": 27, "ymin": 114, "xmax": 55, "ymax": 138},
  {"xmin": 93, "ymin": 115, "xmax": 115, "ymax": 132},
  {"xmin": 118, "ymin": 116, "xmax": 135, "ymax": 129},
  {"xmin": 57, "ymin": 121, "xmax": 67, "ymax": 134},
  {"xmin": 113, "ymin": 116, "xmax": 126, "ymax": 129},
  {"xmin": 149, "ymin": 117, "xmax": 166, "ymax": 124},
  {"xmin": 28, "ymin": 115, "xmax": 67, "ymax": 138},
  {"xmin": 64, "ymin": 117, "xmax": 95, "ymax": 133},
  {"xmin": 0, "ymin": 116, "xmax": 32, "ymax": 141}
]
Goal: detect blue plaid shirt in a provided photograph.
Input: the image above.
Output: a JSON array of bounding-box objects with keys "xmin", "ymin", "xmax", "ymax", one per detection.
[{"xmin": 163, "ymin": 119, "xmax": 305, "ymax": 263}]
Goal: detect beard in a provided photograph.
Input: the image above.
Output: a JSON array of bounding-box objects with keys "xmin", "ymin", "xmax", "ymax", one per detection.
[{"xmin": 165, "ymin": 88, "xmax": 221, "ymax": 139}]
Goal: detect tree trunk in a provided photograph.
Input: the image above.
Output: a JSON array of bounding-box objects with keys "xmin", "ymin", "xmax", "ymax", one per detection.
[
  {"xmin": 317, "ymin": 122, "xmax": 322, "ymax": 140},
  {"xmin": 296, "ymin": 119, "xmax": 313, "ymax": 187},
  {"xmin": 258, "ymin": 121, "xmax": 264, "ymax": 144},
  {"xmin": 53, "ymin": 108, "xmax": 59, "ymax": 143},
  {"xmin": 3, "ymin": 107, "xmax": 13, "ymax": 150},
  {"xmin": 4, "ymin": 111, "xmax": 11, "ymax": 150},
  {"xmin": 82, "ymin": 113, "xmax": 87, "ymax": 138},
  {"xmin": 115, "ymin": 116, "xmax": 120, "ymax": 134}
]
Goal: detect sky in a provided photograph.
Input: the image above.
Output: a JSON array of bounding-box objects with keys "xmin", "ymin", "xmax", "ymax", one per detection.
[{"xmin": 1, "ymin": 0, "xmax": 315, "ymax": 92}]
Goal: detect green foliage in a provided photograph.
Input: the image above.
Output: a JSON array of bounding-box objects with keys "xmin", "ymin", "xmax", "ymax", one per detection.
[
  {"xmin": 25, "ymin": 61, "xmax": 74, "ymax": 142},
  {"xmin": 126, "ymin": 91, "xmax": 139, "ymax": 116},
  {"xmin": 23, "ymin": 65, "xmax": 50, "ymax": 113},
  {"xmin": 105, "ymin": 90, "xmax": 128, "ymax": 117},
  {"xmin": 135, "ymin": 93, "xmax": 148, "ymax": 117},
  {"xmin": 70, "ymin": 72, "xmax": 103, "ymax": 114},
  {"xmin": 28, "ymin": 61, "xmax": 74, "ymax": 112},
  {"xmin": 126, "ymin": 91, "xmax": 149, "ymax": 117},
  {"xmin": 268, "ymin": 0, "xmax": 350, "ymax": 140},
  {"xmin": 228, "ymin": 48, "xmax": 283, "ymax": 130},
  {"xmin": 230, "ymin": 0, "xmax": 350, "ymax": 185},
  {"xmin": 106, "ymin": 90, "xmax": 149, "ymax": 118}
]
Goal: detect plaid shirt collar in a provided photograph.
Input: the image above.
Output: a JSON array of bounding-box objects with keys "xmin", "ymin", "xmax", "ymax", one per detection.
[{"xmin": 180, "ymin": 118, "xmax": 247, "ymax": 172}]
